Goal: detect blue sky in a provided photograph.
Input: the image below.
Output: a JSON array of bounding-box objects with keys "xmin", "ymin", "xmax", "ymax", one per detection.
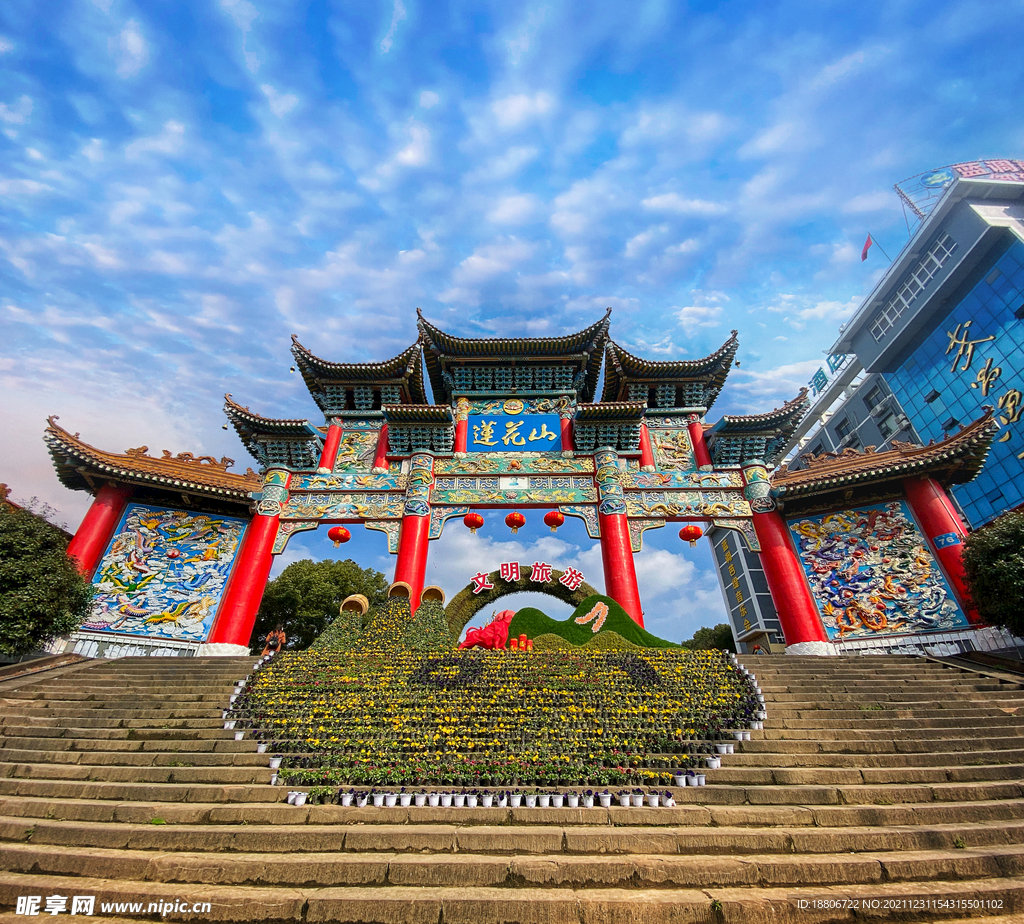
[{"xmin": 3, "ymin": 0, "xmax": 1023, "ymax": 641}]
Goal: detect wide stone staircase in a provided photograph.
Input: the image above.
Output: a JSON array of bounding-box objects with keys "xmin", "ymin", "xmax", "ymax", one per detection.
[{"xmin": 0, "ymin": 654, "xmax": 1022, "ymax": 922}]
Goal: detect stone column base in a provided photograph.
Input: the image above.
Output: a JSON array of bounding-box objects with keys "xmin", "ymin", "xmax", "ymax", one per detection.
[
  {"xmin": 196, "ymin": 642, "xmax": 252, "ymax": 658},
  {"xmin": 785, "ymin": 640, "xmax": 836, "ymax": 656}
]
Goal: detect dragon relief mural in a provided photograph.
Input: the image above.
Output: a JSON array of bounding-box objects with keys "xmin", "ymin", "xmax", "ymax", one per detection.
[
  {"xmin": 86, "ymin": 503, "xmax": 247, "ymax": 644},
  {"xmin": 789, "ymin": 501, "xmax": 969, "ymax": 641}
]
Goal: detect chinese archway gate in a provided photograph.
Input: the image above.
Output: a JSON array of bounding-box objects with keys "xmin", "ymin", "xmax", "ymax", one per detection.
[{"xmin": 45, "ymin": 309, "xmax": 994, "ymax": 658}]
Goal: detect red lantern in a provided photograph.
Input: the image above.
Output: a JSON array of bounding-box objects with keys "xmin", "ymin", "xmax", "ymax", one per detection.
[
  {"xmin": 327, "ymin": 526, "xmax": 351, "ymax": 548},
  {"xmin": 678, "ymin": 524, "xmax": 703, "ymax": 547},
  {"xmin": 165, "ymin": 548, "xmax": 181, "ymax": 560},
  {"xmin": 543, "ymin": 510, "xmax": 565, "ymax": 533},
  {"xmin": 505, "ymin": 511, "xmax": 526, "ymax": 534},
  {"xmin": 463, "ymin": 512, "xmax": 484, "ymax": 534}
]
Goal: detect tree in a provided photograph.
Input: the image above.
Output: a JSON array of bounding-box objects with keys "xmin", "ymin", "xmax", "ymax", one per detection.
[
  {"xmin": 681, "ymin": 623, "xmax": 736, "ymax": 652},
  {"xmin": 0, "ymin": 498, "xmax": 94, "ymax": 656},
  {"xmin": 961, "ymin": 510, "xmax": 1024, "ymax": 637},
  {"xmin": 248, "ymin": 558, "xmax": 389, "ymax": 651}
]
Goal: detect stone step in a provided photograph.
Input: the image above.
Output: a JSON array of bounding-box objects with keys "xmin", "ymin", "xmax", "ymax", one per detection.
[
  {"xmin": 0, "ymin": 715, "xmax": 227, "ymax": 729},
  {"xmin": 0, "ymin": 869, "xmax": 1022, "ymax": 924},
  {"xmin": 0, "ymin": 725, "xmax": 237, "ymax": 741},
  {"xmin": 0, "ymin": 747, "xmax": 269, "ymax": 767},
  {"xmin": 0, "ymin": 762, "xmax": 270, "ymax": 785},
  {"xmin": 3, "ymin": 840, "xmax": 1023, "ymax": 890},
  {"xmin": 0, "ymin": 735, "xmax": 253, "ymax": 754}
]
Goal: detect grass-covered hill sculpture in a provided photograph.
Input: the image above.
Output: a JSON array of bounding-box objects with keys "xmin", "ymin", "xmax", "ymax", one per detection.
[
  {"xmin": 509, "ymin": 594, "xmax": 680, "ymax": 650},
  {"xmin": 230, "ymin": 592, "xmax": 757, "ymax": 789}
]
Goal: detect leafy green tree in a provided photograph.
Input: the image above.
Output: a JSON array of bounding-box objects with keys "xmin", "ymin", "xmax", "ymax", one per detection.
[
  {"xmin": 961, "ymin": 511, "xmax": 1024, "ymax": 636},
  {"xmin": 681, "ymin": 623, "xmax": 736, "ymax": 652},
  {"xmin": 249, "ymin": 558, "xmax": 389, "ymax": 651},
  {"xmin": 0, "ymin": 499, "xmax": 94, "ymax": 656}
]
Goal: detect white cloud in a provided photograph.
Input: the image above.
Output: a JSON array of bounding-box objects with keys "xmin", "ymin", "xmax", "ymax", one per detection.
[
  {"xmin": 641, "ymin": 193, "xmax": 726, "ymax": 215},
  {"xmin": 395, "ymin": 120, "xmax": 430, "ymax": 166},
  {"xmin": 114, "ymin": 20, "xmax": 148, "ymax": 78},
  {"xmin": 419, "ymin": 90, "xmax": 440, "ymax": 109},
  {"xmin": 124, "ymin": 120, "xmax": 186, "ymax": 159},
  {"xmin": 452, "ymin": 238, "xmax": 536, "ymax": 287},
  {"xmin": 487, "ymin": 194, "xmax": 542, "ymax": 225},
  {"xmin": 261, "ymin": 84, "xmax": 299, "ymax": 117},
  {"xmin": 674, "ymin": 305, "xmax": 722, "ymax": 335},
  {"xmin": 219, "ymin": 0, "xmax": 261, "ymax": 72},
  {"xmin": 465, "ymin": 146, "xmax": 538, "ymax": 183},
  {"xmin": 379, "ymin": 0, "xmax": 407, "ymax": 54},
  {"xmin": 0, "ymin": 96, "xmax": 32, "ymax": 124},
  {"xmin": 664, "ymin": 239, "xmax": 699, "ymax": 255},
  {"xmin": 491, "ymin": 92, "xmax": 555, "ymax": 130},
  {"xmin": 0, "ymin": 36, "xmax": 13, "ymax": 53},
  {"xmin": 796, "ymin": 296, "xmax": 860, "ymax": 320}
]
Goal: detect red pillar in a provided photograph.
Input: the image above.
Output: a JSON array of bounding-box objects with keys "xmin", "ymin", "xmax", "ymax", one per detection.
[
  {"xmin": 687, "ymin": 416, "xmax": 713, "ymax": 468},
  {"xmin": 318, "ymin": 421, "xmax": 343, "ymax": 472},
  {"xmin": 207, "ymin": 512, "xmax": 281, "ymax": 648},
  {"xmin": 752, "ymin": 509, "xmax": 829, "ymax": 653},
  {"xmin": 394, "ymin": 513, "xmax": 431, "ymax": 610},
  {"xmin": 66, "ymin": 482, "xmax": 133, "ymax": 578},
  {"xmin": 372, "ymin": 425, "xmax": 390, "ymax": 471},
  {"xmin": 903, "ymin": 476, "xmax": 981, "ymax": 624},
  {"xmin": 598, "ymin": 512, "xmax": 644, "ymax": 627},
  {"xmin": 454, "ymin": 418, "xmax": 468, "ymax": 453},
  {"xmin": 639, "ymin": 423, "xmax": 656, "ymax": 470},
  {"xmin": 560, "ymin": 415, "xmax": 574, "ymax": 451}
]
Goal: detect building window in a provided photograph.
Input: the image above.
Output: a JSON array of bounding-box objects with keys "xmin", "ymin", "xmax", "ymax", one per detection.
[
  {"xmin": 877, "ymin": 413, "xmax": 896, "ymax": 439},
  {"xmin": 834, "ymin": 418, "xmax": 853, "ymax": 441},
  {"xmin": 869, "ymin": 233, "xmax": 958, "ymax": 342},
  {"xmin": 863, "ymin": 384, "xmax": 885, "ymax": 412}
]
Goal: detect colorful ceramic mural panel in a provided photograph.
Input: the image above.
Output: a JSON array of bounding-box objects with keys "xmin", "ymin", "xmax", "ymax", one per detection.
[
  {"xmin": 788, "ymin": 501, "xmax": 969, "ymax": 641},
  {"xmin": 86, "ymin": 503, "xmax": 247, "ymax": 643}
]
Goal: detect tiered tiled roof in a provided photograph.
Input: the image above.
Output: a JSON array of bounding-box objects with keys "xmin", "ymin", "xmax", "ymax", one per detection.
[
  {"xmin": 223, "ymin": 395, "xmax": 322, "ymax": 464},
  {"xmin": 600, "ymin": 332, "xmax": 739, "ymax": 408},
  {"xmin": 416, "ymin": 308, "xmax": 611, "ymax": 404},
  {"xmin": 290, "ymin": 337, "xmax": 427, "ymax": 409},
  {"xmin": 575, "ymin": 401, "xmax": 647, "ymax": 422},
  {"xmin": 708, "ymin": 389, "xmax": 810, "ymax": 436},
  {"xmin": 773, "ymin": 409, "xmax": 997, "ymax": 505},
  {"xmin": 44, "ymin": 417, "xmax": 259, "ymax": 507},
  {"xmin": 382, "ymin": 404, "xmax": 455, "ymax": 424}
]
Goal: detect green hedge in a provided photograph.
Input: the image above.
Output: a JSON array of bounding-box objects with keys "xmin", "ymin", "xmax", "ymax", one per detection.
[{"xmin": 508, "ymin": 594, "xmax": 679, "ymax": 649}]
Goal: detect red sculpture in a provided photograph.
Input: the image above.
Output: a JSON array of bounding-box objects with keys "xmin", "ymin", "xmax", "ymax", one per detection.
[{"xmin": 459, "ymin": 609, "xmax": 515, "ymax": 650}]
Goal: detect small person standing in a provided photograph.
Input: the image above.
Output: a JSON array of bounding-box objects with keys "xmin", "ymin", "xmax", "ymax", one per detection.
[{"xmin": 261, "ymin": 624, "xmax": 287, "ymax": 657}]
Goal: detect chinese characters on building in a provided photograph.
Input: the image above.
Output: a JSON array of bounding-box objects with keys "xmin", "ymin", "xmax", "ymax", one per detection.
[{"xmin": 468, "ymin": 414, "xmax": 562, "ymax": 452}]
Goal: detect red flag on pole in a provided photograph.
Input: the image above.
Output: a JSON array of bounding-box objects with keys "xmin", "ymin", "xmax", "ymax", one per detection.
[{"xmin": 861, "ymin": 234, "xmax": 873, "ymax": 261}]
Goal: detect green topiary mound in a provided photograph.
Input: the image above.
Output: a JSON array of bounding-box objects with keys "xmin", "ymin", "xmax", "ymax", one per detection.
[
  {"xmin": 532, "ymin": 630, "xmax": 640, "ymax": 651},
  {"xmin": 311, "ymin": 596, "xmax": 454, "ymax": 654},
  {"xmin": 309, "ymin": 607, "xmax": 365, "ymax": 652},
  {"xmin": 508, "ymin": 594, "xmax": 680, "ymax": 649}
]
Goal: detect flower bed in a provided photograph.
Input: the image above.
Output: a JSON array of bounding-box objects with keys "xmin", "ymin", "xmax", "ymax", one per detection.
[{"xmin": 232, "ymin": 645, "xmax": 758, "ymax": 788}]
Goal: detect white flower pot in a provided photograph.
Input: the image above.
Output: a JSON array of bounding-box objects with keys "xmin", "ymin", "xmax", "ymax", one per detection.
[
  {"xmin": 618, "ymin": 795, "xmax": 631, "ymax": 807},
  {"xmin": 726, "ymin": 743, "xmax": 735, "ymax": 754},
  {"xmin": 269, "ymin": 758, "xmax": 283, "ymax": 769},
  {"xmin": 741, "ymin": 731, "xmax": 751, "ymax": 741},
  {"xmin": 224, "ymin": 721, "xmax": 236, "ymax": 730},
  {"xmin": 341, "ymin": 793, "xmax": 353, "ymax": 806},
  {"xmin": 454, "ymin": 794, "xmax": 466, "ymax": 807},
  {"xmin": 384, "ymin": 794, "xmax": 398, "ymax": 807},
  {"xmin": 222, "ymin": 711, "xmax": 229, "ymax": 719},
  {"xmin": 229, "ymin": 695, "xmax": 238, "ymax": 704},
  {"xmin": 538, "ymin": 794, "xmax": 551, "ymax": 807},
  {"xmin": 733, "ymin": 731, "xmax": 744, "ymax": 741},
  {"xmin": 551, "ymin": 794, "xmax": 564, "ymax": 808},
  {"xmin": 356, "ymin": 795, "xmax": 368, "ymax": 807},
  {"xmin": 481, "ymin": 794, "xmax": 494, "ymax": 807},
  {"xmin": 466, "ymin": 795, "xmax": 478, "ymax": 808},
  {"xmin": 497, "ymin": 795, "xmax": 508, "ymax": 807},
  {"xmin": 269, "ymin": 774, "xmax": 278, "ymax": 786},
  {"xmin": 647, "ymin": 794, "xmax": 660, "ymax": 807},
  {"xmin": 399, "ymin": 793, "xmax": 412, "ymax": 807},
  {"xmin": 234, "ymin": 731, "xmax": 244, "ymax": 741},
  {"xmin": 414, "ymin": 794, "xmax": 427, "ymax": 807},
  {"xmin": 286, "ymin": 792, "xmax": 297, "ymax": 804},
  {"xmin": 441, "ymin": 794, "xmax": 453, "ymax": 807},
  {"xmin": 256, "ymin": 744, "xmax": 267, "ymax": 753},
  {"xmin": 697, "ymin": 774, "xmax": 706, "ymax": 786},
  {"xmin": 373, "ymin": 793, "xmax": 386, "ymax": 807},
  {"xmin": 673, "ymin": 775, "xmax": 686, "ymax": 787},
  {"xmin": 293, "ymin": 792, "xmax": 307, "ymax": 807},
  {"xmin": 583, "ymin": 796, "xmax": 594, "ymax": 808},
  {"xmin": 428, "ymin": 793, "xmax": 440, "ymax": 807},
  {"xmin": 715, "ymin": 744, "xmax": 729, "ymax": 755},
  {"xmin": 599, "ymin": 794, "xmax": 612, "ymax": 807},
  {"xmin": 233, "ymin": 687, "xmax": 242, "ymax": 695},
  {"xmin": 706, "ymin": 757, "xmax": 721, "ymax": 769},
  {"xmin": 630, "ymin": 795, "xmax": 644, "ymax": 807},
  {"xmin": 566, "ymin": 794, "xmax": 579, "ymax": 808},
  {"xmin": 664, "ymin": 797, "xmax": 676, "ymax": 806},
  {"xmin": 511, "ymin": 794, "xmax": 523, "ymax": 807},
  {"xmin": 524, "ymin": 794, "xmax": 537, "ymax": 807},
  {"xmin": 686, "ymin": 775, "xmax": 699, "ymax": 786}
]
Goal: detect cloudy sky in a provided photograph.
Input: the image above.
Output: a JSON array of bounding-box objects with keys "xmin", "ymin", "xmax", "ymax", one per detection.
[{"xmin": 3, "ymin": 0, "xmax": 1023, "ymax": 641}]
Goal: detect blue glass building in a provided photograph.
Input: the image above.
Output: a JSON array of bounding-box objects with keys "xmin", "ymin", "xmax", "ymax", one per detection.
[{"xmin": 831, "ymin": 164, "xmax": 1024, "ymax": 527}]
